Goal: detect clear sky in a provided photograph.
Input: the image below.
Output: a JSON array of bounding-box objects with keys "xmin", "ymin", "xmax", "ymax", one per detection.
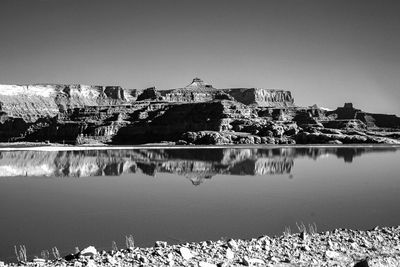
[{"xmin": 0, "ymin": 0, "xmax": 399, "ymax": 114}]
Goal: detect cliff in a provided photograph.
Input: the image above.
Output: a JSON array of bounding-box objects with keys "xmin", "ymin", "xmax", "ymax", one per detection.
[
  {"xmin": 0, "ymin": 84, "xmax": 130, "ymax": 121},
  {"xmin": 0, "ymin": 79, "xmax": 399, "ymax": 145},
  {"xmin": 159, "ymin": 78, "xmax": 294, "ymax": 107}
]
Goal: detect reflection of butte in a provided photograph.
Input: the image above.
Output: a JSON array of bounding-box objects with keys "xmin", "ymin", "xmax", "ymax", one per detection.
[{"xmin": 0, "ymin": 147, "xmax": 395, "ymax": 182}]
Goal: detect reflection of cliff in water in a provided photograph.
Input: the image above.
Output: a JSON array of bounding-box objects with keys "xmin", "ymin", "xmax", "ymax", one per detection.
[{"xmin": 0, "ymin": 146, "xmax": 396, "ymax": 184}]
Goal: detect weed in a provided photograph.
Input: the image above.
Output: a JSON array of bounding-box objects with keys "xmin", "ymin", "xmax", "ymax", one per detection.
[
  {"xmin": 296, "ymin": 222, "xmax": 307, "ymax": 233},
  {"xmin": 125, "ymin": 235, "xmax": 134, "ymax": 249},
  {"xmin": 40, "ymin": 250, "xmax": 50, "ymax": 261},
  {"xmin": 296, "ymin": 221, "xmax": 318, "ymax": 236},
  {"xmin": 308, "ymin": 222, "xmax": 318, "ymax": 235},
  {"xmin": 14, "ymin": 245, "xmax": 27, "ymax": 263},
  {"xmin": 51, "ymin": 247, "xmax": 60, "ymax": 260},
  {"xmin": 112, "ymin": 241, "xmax": 118, "ymax": 251},
  {"xmin": 283, "ymin": 226, "xmax": 292, "ymax": 237}
]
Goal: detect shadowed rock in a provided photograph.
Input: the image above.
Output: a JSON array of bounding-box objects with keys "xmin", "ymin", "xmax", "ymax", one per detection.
[{"xmin": 0, "ymin": 80, "xmax": 399, "ymax": 145}]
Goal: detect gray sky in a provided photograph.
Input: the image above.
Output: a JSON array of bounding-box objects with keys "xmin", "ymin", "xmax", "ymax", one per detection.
[{"xmin": 0, "ymin": 0, "xmax": 399, "ymax": 114}]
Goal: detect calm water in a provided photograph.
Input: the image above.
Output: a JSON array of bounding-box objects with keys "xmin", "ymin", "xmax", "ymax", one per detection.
[{"xmin": 0, "ymin": 146, "xmax": 399, "ymax": 261}]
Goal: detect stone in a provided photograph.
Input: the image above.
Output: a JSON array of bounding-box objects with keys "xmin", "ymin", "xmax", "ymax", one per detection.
[
  {"xmin": 179, "ymin": 247, "xmax": 194, "ymax": 260},
  {"xmin": 353, "ymin": 259, "xmax": 369, "ymax": 267},
  {"xmin": 139, "ymin": 255, "xmax": 149, "ymax": 263},
  {"xmin": 300, "ymin": 231, "xmax": 307, "ymax": 241},
  {"xmin": 243, "ymin": 256, "xmax": 265, "ymax": 266},
  {"xmin": 79, "ymin": 246, "xmax": 98, "ymax": 257},
  {"xmin": 199, "ymin": 261, "xmax": 217, "ymax": 267},
  {"xmin": 227, "ymin": 239, "xmax": 239, "ymax": 250},
  {"xmin": 226, "ymin": 248, "xmax": 234, "ymax": 260},
  {"xmin": 65, "ymin": 253, "xmax": 78, "ymax": 261},
  {"xmin": 32, "ymin": 258, "xmax": 46, "ymax": 265},
  {"xmin": 155, "ymin": 241, "xmax": 168, "ymax": 248},
  {"xmin": 86, "ymin": 259, "xmax": 97, "ymax": 267},
  {"xmin": 106, "ymin": 255, "xmax": 117, "ymax": 265},
  {"xmin": 325, "ymin": 250, "xmax": 343, "ymax": 259}
]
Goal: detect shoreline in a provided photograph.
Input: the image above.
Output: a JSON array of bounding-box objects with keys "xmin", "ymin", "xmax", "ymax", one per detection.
[
  {"xmin": 0, "ymin": 143, "xmax": 400, "ymax": 151},
  {"xmin": 2, "ymin": 226, "xmax": 400, "ymax": 266}
]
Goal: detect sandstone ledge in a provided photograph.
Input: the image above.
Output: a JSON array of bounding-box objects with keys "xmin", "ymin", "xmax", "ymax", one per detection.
[
  {"xmin": 3, "ymin": 226, "xmax": 400, "ymax": 266},
  {"xmin": 0, "ymin": 79, "xmax": 399, "ymax": 146}
]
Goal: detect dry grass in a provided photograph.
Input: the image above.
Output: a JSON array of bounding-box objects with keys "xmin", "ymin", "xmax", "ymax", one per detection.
[
  {"xmin": 51, "ymin": 247, "xmax": 60, "ymax": 260},
  {"xmin": 14, "ymin": 245, "xmax": 27, "ymax": 262},
  {"xmin": 112, "ymin": 241, "xmax": 118, "ymax": 251},
  {"xmin": 125, "ymin": 235, "xmax": 134, "ymax": 249},
  {"xmin": 296, "ymin": 222, "xmax": 318, "ymax": 235}
]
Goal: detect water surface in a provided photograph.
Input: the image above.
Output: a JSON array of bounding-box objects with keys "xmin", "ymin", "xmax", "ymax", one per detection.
[{"xmin": 0, "ymin": 146, "xmax": 399, "ymax": 261}]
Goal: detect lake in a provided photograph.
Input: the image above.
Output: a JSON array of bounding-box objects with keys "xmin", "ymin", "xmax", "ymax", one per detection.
[{"xmin": 0, "ymin": 146, "xmax": 399, "ymax": 261}]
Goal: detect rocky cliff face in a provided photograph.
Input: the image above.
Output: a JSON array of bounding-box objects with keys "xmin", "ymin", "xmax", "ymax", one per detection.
[
  {"xmin": 157, "ymin": 78, "xmax": 295, "ymax": 107},
  {"xmin": 0, "ymin": 79, "xmax": 399, "ymax": 145},
  {"xmin": 0, "ymin": 84, "xmax": 130, "ymax": 121},
  {"xmin": 224, "ymin": 88, "xmax": 294, "ymax": 107}
]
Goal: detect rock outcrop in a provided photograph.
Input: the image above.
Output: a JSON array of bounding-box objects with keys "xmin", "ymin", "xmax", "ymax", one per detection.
[{"xmin": 0, "ymin": 79, "xmax": 399, "ymax": 145}]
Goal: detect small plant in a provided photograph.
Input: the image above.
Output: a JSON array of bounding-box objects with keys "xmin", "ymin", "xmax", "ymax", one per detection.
[
  {"xmin": 220, "ymin": 236, "xmax": 228, "ymax": 243},
  {"xmin": 40, "ymin": 250, "xmax": 50, "ymax": 261},
  {"xmin": 295, "ymin": 221, "xmax": 318, "ymax": 235},
  {"xmin": 51, "ymin": 247, "xmax": 60, "ymax": 260},
  {"xmin": 112, "ymin": 241, "xmax": 118, "ymax": 251},
  {"xmin": 296, "ymin": 222, "xmax": 307, "ymax": 233},
  {"xmin": 74, "ymin": 247, "xmax": 80, "ymax": 254},
  {"xmin": 283, "ymin": 226, "xmax": 292, "ymax": 237},
  {"xmin": 125, "ymin": 235, "xmax": 134, "ymax": 249},
  {"xmin": 308, "ymin": 222, "xmax": 318, "ymax": 235},
  {"xmin": 14, "ymin": 245, "xmax": 27, "ymax": 263}
]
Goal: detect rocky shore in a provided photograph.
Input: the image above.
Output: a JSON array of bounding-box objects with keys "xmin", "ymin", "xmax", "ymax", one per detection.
[
  {"xmin": 0, "ymin": 78, "xmax": 399, "ymax": 146},
  {"xmin": 2, "ymin": 226, "xmax": 400, "ymax": 267}
]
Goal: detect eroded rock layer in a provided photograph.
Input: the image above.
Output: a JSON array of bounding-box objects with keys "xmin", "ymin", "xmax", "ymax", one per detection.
[{"xmin": 0, "ymin": 79, "xmax": 399, "ymax": 145}]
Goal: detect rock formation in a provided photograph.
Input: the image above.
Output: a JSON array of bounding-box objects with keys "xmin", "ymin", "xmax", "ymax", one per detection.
[
  {"xmin": 0, "ymin": 78, "xmax": 399, "ymax": 145},
  {"xmin": 0, "ymin": 147, "xmax": 394, "ymax": 183}
]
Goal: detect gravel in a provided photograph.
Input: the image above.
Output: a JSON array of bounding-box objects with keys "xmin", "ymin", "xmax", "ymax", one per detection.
[{"xmin": 1, "ymin": 226, "xmax": 400, "ymax": 266}]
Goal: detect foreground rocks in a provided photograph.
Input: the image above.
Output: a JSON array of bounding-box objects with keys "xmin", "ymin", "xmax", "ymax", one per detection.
[
  {"xmin": 0, "ymin": 78, "xmax": 399, "ymax": 145},
  {"xmin": 2, "ymin": 226, "xmax": 400, "ymax": 266}
]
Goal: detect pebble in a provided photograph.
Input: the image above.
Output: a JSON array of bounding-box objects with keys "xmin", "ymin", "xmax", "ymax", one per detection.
[
  {"xmin": 227, "ymin": 239, "xmax": 238, "ymax": 250},
  {"xmin": 300, "ymin": 231, "xmax": 307, "ymax": 241},
  {"xmin": 179, "ymin": 247, "xmax": 194, "ymax": 260},
  {"xmin": 225, "ymin": 248, "xmax": 234, "ymax": 260},
  {"xmin": 2, "ymin": 227, "xmax": 400, "ymax": 267},
  {"xmin": 86, "ymin": 259, "xmax": 96, "ymax": 267},
  {"xmin": 106, "ymin": 255, "xmax": 117, "ymax": 265},
  {"xmin": 79, "ymin": 246, "xmax": 97, "ymax": 257},
  {"xmin": 32, "ymin": 259, "xmax": 45, "ymax": 266},
  {"xmin": 198, "ymin": 261, "xmax": 217, "ymax": 267},
  {"xmin": 155, "ymin": 241, "xmax": 168, "ymax": 248},
  {"xmin": 243, "ymin": 256, "xmax": 265, "ymax": 266}
]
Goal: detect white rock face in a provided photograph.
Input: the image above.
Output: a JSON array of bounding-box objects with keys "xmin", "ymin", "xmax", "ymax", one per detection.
[{"xmin": 0, "ymin": 84, "xmax": 128, "ymax": 122}]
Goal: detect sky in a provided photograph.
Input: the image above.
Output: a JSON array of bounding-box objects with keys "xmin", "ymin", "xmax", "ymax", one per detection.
[{"xmin": 0, "ymin": 0, "xmax": 399, "ymax": 114}]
